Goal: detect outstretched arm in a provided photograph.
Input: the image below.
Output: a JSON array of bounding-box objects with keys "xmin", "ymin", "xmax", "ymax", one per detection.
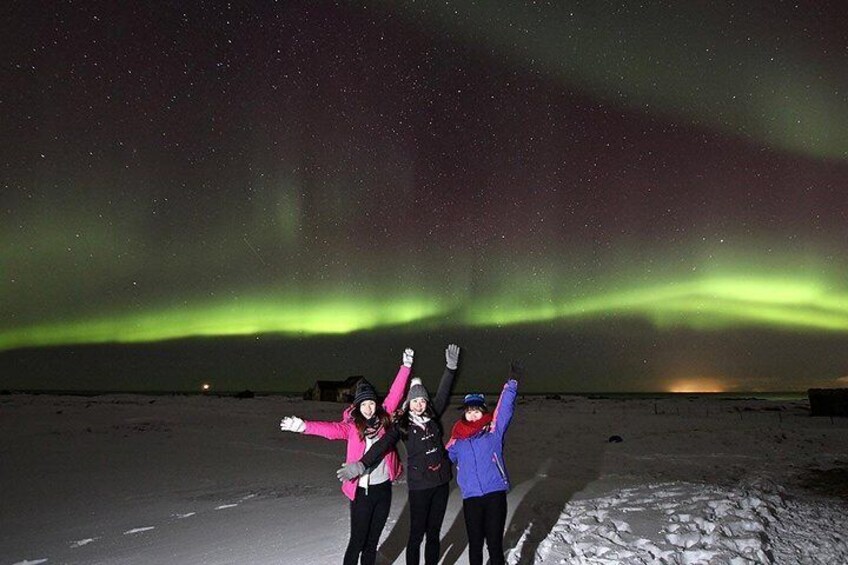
[
  {"xmin": 280, "ymin": 416, "xmax": 305, "ymax": 433},
  {"xmin": 338, "ymin": 425, "xmax": 403, "ymax": 481},
  {"xmin": 383, "ymin": 348, "xmax": 414, "ymax": 413},
  {"xmin": 359, "ymin": 426, "xmax": 402, "ymax": 468},
  {"xmin": 301, "ymin": 417, "xmax": 351, "ymax": 440},
  {"xmin": 432, "ymin": 344, "xmax": 460, "ymax": 416},
  {"xmin": 281, "ymin": 415, "xmax": 350, "ymax": 441}
]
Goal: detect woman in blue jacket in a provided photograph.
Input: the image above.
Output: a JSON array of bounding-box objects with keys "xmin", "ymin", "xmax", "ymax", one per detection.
[{"xmin": 445, "ymin": 361, "xmax": 521, "ymax": 565}]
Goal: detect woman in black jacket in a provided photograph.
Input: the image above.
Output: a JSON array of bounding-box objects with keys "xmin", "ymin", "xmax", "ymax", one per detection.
[{"xmin": 338, "ymin": 344, "xmax": 460, "ymax": 565}]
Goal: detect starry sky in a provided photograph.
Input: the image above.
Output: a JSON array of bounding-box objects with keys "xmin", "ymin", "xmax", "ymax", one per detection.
[{"xmin": 2, "ymin": 1, "xmax": 848, "ymax": 392}]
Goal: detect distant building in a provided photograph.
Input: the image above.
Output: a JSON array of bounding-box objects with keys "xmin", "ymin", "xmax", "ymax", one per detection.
[
  {"xmin": 808, "ymin": 388, "xmax": 848, "ymax": 417},
  {"xmin": 304, "ymin": 376, "xmax": 364, "ymax": 402}
]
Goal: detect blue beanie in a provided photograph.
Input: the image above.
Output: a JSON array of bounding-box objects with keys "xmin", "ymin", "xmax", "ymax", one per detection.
[{"xmin": 462, "ymin": 393, "xmax": 488, "ymax": 412}]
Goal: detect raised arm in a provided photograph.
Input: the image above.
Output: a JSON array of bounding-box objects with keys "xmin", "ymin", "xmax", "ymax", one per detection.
[
  {"xmin": 432, "ymin": 344, "xmax": 460, "ymax": 416},
  {"xmin": 383, "ymin": 348, "xmax": 414, "ymax": 413},
  {"xmin": 491, "ymin": 361, "xmax": 523, "ymax": 439}
]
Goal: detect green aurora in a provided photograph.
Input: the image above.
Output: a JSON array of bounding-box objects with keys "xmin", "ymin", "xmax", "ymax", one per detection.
[
  {"xmin": 3, "ymin": 268, "xmax": 847, "ymax": 352},
  {"xmin": 376, "ymin": 1, "xmax": 848, "ymax": 161},
  {"xmin": 3, "ymin": 2, "xmax": 847, "ymax": 391}
]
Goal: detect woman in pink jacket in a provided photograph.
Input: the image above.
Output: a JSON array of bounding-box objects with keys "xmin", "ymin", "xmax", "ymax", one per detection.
[{"xmin": 279, "ymin": 348, "xmax": 413, "ymax": 565}]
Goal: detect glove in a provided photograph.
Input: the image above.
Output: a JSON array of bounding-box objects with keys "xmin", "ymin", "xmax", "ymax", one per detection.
[
  {"xmin": 280, "ymin": 416, "xmax": 305, "ymax": 433},
  {"xmin": 403, "ymin": 348, "xmax": 414, "ymax": 368},
  {"xmin": 445, "ymin": 344, "xmax": 460, "ymax": 370},
  {"xmin": 509, "ymin": 360, "xmax": 525, "ymax": 381},
  {"xmin": 337, "ymin": 461, "xmax": 366, "ymax": 482}
]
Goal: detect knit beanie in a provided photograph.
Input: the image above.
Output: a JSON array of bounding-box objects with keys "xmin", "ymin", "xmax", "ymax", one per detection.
[
  {"xmin": 405, "ymin": 377, "xmax": 430, "ymax": 405},
  {"xmin": 461, "ymin": 393, "xmax": 488, "ymax": 412},
  {"xmin": 353, "ymin": 379, "xmax": 378, "ymax": 406}
]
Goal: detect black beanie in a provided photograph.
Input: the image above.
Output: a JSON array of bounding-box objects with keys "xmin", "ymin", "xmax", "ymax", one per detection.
[{"xmin": 353, "ymin": 379, "xmax": 378, "ymax": 406}]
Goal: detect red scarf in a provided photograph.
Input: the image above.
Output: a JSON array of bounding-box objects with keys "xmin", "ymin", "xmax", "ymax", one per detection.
[{"xmin": 450, "ymin": 413, "xmax": 493, "ymax": 441}]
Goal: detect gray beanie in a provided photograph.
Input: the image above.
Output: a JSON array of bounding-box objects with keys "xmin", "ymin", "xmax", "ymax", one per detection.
[{"xmin": 405, "ymin": 377, "xmax": 430, "ymax": 405}]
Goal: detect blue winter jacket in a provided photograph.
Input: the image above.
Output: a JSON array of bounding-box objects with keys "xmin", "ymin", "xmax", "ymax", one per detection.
[{"xmin": 447, "ymin": 379, "xmax": 517, "ymax": 499}]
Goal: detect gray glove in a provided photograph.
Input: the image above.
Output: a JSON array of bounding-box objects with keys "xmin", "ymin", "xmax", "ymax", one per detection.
[
  {"xmin": 403, "ymin": 348, "xmax": 414, "ymax": 368},
  {"xmin": 280, "ymin": 416, "xmax": 305, "ymax": 433},
  {"xmin": 337, "ymin": 461, "xmax": 366, "ymax": 482},
  {"xmin": 445, "ymin": 344, "xmax": 460, "ymax": 370}
]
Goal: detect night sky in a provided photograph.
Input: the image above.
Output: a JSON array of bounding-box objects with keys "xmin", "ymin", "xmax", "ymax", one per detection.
[{"xmin": 3, "ymin": 1, "xmax": 848, "ymax": 393}]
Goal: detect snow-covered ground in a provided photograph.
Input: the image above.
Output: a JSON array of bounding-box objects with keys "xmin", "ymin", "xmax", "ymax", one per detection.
[{"xmin": 1, "ymin": 392, "xmax": 846, "ymax": 564}]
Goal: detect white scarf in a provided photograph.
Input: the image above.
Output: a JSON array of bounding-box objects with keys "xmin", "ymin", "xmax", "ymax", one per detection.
[{"xmin": 409, "ymin": 412, "xmax": 431, "ymax": 429}]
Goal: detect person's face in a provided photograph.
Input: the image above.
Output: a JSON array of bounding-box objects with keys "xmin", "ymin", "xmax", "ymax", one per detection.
[
  {"xmin": 359, "ymin": 400, "xmax": 377, "ymax": 419},
  {"xmin": 409, "ymin": 397, "xmax": 428, "ymax": 415},
  {"xmin": 465, "ymin": 407, "xmax": 484, "ymax": 422}
]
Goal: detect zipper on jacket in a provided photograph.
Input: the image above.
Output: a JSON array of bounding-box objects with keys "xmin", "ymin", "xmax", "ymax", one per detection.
[
  {"xmin": 470, "ymin": 440, "xmax": 484, "ymax": 494},
  {"xmin": 493, "ymin": 452, "xmax": 507, "ymax": 484},
  {"xmin": 363, "ymin": 436, "xmax": 373, "ymax": 495}
]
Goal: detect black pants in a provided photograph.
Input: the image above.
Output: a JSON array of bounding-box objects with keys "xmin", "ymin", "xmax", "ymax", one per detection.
[
  {"xmin": 463, "ymin": 490, "xmax": 507, "ymax": 565},
  {"xmin": 344, "ymin": 481, "xmax": 392, "ymax": 565},
  {"xmin": 406, "ymin": 482, "xmax": 450, "ymax": 565}
]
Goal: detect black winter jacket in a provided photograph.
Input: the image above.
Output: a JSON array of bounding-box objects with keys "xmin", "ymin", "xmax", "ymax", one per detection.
[{"xmin": 360, "ymin": 366, "xmax": 455, "ymax": 490}]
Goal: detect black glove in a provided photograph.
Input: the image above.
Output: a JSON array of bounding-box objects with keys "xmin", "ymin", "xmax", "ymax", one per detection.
[{"xmin": 509, "ymin": 360, "xmax": 525, "ymax": 381}]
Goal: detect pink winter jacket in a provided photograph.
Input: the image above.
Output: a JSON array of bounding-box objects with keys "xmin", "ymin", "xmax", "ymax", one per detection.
[{"xmin": 303, "ymin": 364, "xmax": 410, "ymax": 501}]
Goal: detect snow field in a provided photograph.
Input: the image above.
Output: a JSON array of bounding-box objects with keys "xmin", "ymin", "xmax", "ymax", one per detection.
[
  {"xmin": 531, "ymin": 480, "xmax": 847, "ymax": 564},
  {"xmin": 2, "ymin": 393, "xmax": 847, "ymax": 564}
]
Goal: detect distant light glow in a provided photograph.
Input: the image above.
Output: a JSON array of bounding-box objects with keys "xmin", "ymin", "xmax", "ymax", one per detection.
[{"xmin": 666, "ymin": 378, "xmax": 727, "ymax": 394}]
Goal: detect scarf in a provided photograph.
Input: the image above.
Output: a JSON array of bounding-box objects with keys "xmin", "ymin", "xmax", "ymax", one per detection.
[
  {"xmin": 449, "ymin": 413, "xmax": 493, "ymax": 441},
  {"xmin": 363, "ymin": 416, "xmax": 383, "ymax": 440},
  {"xmin": 408, "ymin": 412, "xmax": 431, "ymax": 429}
]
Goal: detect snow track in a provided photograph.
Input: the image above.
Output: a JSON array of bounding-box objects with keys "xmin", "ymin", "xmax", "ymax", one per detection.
[{"xmin": 529, "ymin": 481, "xmax": 848, "ymax": 564}]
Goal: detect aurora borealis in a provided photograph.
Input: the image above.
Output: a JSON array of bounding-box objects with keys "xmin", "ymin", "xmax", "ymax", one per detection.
[{"xmin": 2, "ymin": 1, "xmax": 847, "ymax": 392}]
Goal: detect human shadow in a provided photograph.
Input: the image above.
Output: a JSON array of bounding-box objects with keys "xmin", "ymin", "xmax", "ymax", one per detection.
[
  {"xmin": 380, "ymin": 399, "xmax": 608, "ymax": 564},
  {"xmin": 377, "ymin": 482, "xmax": 469, "ymax": 564},
  {"xmin": 501, "ymin": 405, "xmax": 607, "ymax": 564},
  {"xmin": 376, "ymin": 495, "xmax": 410, "ymax": 565},
  {"xmin": 377, "ymin": 466, "xmax": 470, "ymax": 564},
  {"xmin": 434, "ymin": 483, "xmax": 468, "ymax": 564},
  {"xmin": 376, "ymin": 431, "xmax": 411, "ymax": 564},
  {"xmin": 436, "ymin": 460, "xmax": 563, "ymax": 565}
]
